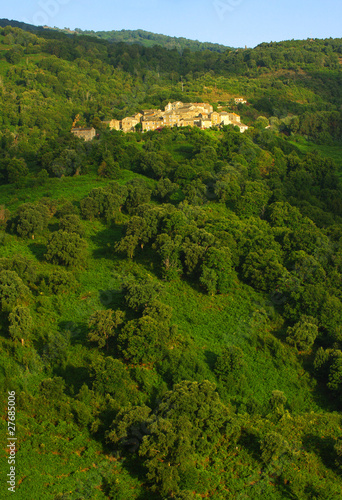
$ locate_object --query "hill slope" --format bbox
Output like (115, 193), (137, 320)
(0, 23), (342, 499)
(0, 18), (233, 53)
(73, 27), (233, 53)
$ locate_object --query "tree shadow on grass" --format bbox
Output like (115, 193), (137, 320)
(302, 433), (338, 472)
(48, 222), (59, 233)
(59, 320), (88, 344)
(90, 225), (124, 260)
(101, 455), (160, 500)
(54, 364), (91, 396)
(99, 288), (123, 309)
(204, 350), (217, 371)
(28, 242), (47, 262)
(238, 429), (261, 462)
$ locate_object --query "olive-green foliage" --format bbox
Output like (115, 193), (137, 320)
(260, 431), (290, 464)
(182, 179), (207, 205)
(45, 230), (88, 268)
(0, 255), (37, 288)
(107, 404), (152, 450)
(12, 202), (50, 238)
(55, 201), (79, 219)
(97, 152), (120, 179)
(335, 438), (342, 468)
(138, 381), (230, 496)
(124, 179), (152, 214)
(80, 184), (127, 221)
(41, 331), (72, 367)
(76, 27), (231, 53)
(327, 352), (342, 392)
(153, 178), (178, 202)
(313, 347), (342, 394)
(0, 269), (30, 312)
(117, 303), (176, 364)
(91, 356), (141, 407)
(0, 205), (10, 228)
(1, 23), (342, 498)
(115, 216), (149, 259)
(59, 214), (85, 236)
(87, 309), (124, 350)
(8, 305), (33, 342)
(242, 249), (287, 292)
(6, 157), (29, 184)
(200, 246), (234, 295)
(35, 168), (49, 186)
(49, 148), (85, 177)
(39, 268), (77, 295)
(236, 181), (271, 218)
(214, 346), (245, 382)
(320, 295), (342, 342)
(269, 390), (287, 417)
(286, 315), (318, 351)
(123, 275), (164, 311)
(5, 45), (24, 64)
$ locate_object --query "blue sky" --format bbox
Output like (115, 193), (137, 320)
(2, 0), (342, 47)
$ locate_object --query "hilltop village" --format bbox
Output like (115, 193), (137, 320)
(71, 100), (248, 140)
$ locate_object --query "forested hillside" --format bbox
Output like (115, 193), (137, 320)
(1, 23), (342, 499)
(0, 19), (233, 53)
(73, 27), (232, 53)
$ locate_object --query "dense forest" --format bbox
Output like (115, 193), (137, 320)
(1, 21), (342, 499)
(0, 19), (233, 53)
(73, 28), (232, 54)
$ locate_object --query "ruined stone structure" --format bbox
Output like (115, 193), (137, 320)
(71, 127), (96, 141)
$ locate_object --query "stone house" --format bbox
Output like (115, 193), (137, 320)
(218, 112), (248, 132)
(209, 112), (221, 125)
(200, 118), (213, 129)
(235, 123), (249, 133)
(228, 112), (241, 123)
(219, 112), (231, 126)
(71, 127), (96, 141)
(141, 116), (163, 132)
(162, 112), (180, 127)
(103, 119), (121, 131)
(165, 101), (183, 112)
(179, 117), (197, 127)
(122, 115), (141, 133)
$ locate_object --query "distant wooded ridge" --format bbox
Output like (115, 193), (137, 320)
(73, 28), (234, 53)
(0, 18), (39, 32)
(0, 18), (233, 53)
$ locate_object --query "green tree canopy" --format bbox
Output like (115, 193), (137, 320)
(13, 202), (50, 239)
(286, 315), (318, 351)
(0, 270), (30, 312)
(45, 230), (88, 268)
(138, 380), (230, 496)
(87, 309), (124, 350)
(8, 305), (33, 344)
